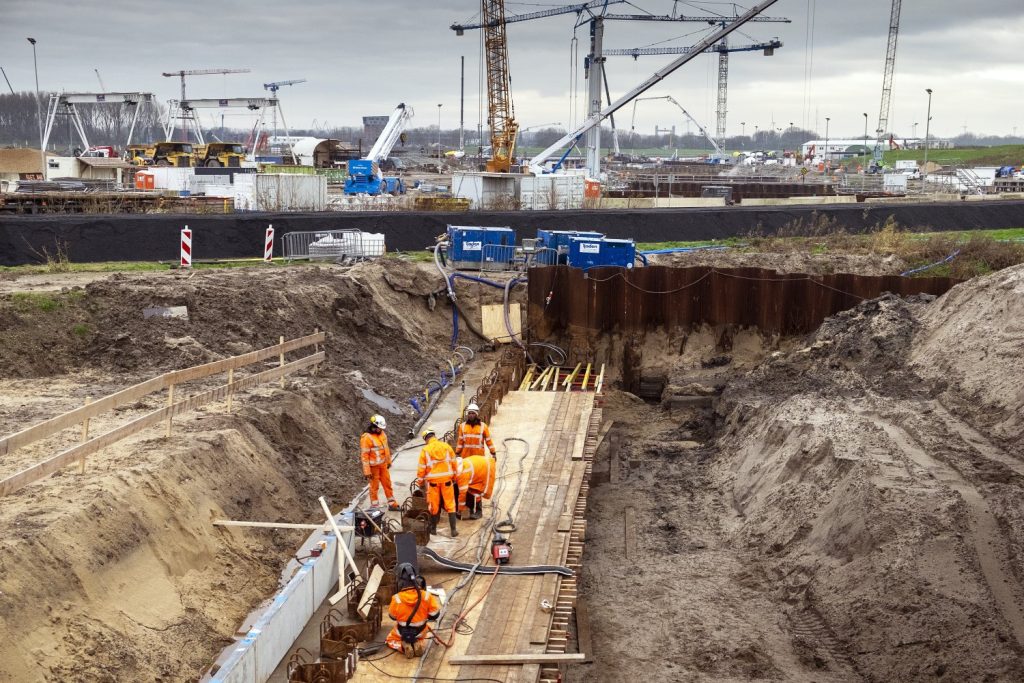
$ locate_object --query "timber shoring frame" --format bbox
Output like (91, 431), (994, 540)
(0, 331), (325, 496)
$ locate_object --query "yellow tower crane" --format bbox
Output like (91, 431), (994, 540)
(480, 0), (519, 172)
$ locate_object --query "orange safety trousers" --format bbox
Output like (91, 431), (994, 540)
(426, 480), (456, 515)
(367, 464), (395, 507)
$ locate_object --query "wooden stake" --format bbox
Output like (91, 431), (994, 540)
(311, 328), (319, 376)
(226, 368), (234, 413)
(79, 397), (91, 474)
(279, 336), (286, 388)
(318, 496), (361, 604)
(165, 384), (175, 437)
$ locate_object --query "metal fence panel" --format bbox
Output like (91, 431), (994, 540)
(479, 243), (517, 272)
(282, 230), (386, 261)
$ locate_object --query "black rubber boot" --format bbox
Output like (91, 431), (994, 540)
(429, 513), (440, 535)
(448, 513), (459, 538)
(473, 498), (483, 520)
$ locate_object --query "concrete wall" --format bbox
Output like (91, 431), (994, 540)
(208, 517), (354, 683)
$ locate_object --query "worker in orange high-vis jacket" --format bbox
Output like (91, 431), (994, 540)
(456, 403), (497, 459)
(455, 454), (497, 520)
(385, 562), (441, 657)
(416, 427), (459, 538)
(361, 414), (399, 511)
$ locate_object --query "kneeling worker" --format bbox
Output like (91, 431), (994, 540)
(456, 454), (497, 520)
(416, 427), (459, 538)
(385, 562), (441, 657)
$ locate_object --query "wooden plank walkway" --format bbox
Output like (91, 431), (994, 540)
(354, 389), (598, 683)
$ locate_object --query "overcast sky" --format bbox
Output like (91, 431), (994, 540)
(1, 0), (1022, 141)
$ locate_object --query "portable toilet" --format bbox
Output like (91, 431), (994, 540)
(446, 225), (516, 270)
(566, 237), (637, 270)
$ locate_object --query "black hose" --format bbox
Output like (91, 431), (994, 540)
(419, 547), (573, 576)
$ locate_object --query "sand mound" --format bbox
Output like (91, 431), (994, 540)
(912, 263), (1024, 453)
(714, 283), (1024, 680)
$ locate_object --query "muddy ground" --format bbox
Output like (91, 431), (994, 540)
(0, 259), (519, 681)
(574, 264), (1024, 682)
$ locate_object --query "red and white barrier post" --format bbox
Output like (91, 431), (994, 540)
(180, 226), (192, 268)
(264, 224), (274, 263)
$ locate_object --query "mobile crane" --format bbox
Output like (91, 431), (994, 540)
(343, 103), (414, 195)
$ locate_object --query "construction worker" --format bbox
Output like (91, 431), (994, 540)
(385, 562), (441, 657)
(416, 427), (459, 538)
(361, 415), (399, 511)
(456, 403), (497, 459)
(456, 454), (497, 520)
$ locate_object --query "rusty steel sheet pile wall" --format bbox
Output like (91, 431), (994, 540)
(527, 265), (958, 339)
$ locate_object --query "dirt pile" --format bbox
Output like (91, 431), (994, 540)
(912, 264), (1024, 453)
(715, 268), (1024, 680)
(648, 249), (909, 276)
(577, 264), (1024, 682)
(0, 260), (465, 681)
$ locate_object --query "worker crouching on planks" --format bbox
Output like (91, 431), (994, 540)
(416, 427), (459, 538)
(385, 562), (441, 657)
(456, 454), (497, 520)
(361, 414), (399, 511)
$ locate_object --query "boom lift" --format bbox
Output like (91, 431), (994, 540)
(343, 102), (414, 195)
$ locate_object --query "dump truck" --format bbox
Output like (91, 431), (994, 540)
(124, 142), (194, 167)
(193, 142), (246, 168)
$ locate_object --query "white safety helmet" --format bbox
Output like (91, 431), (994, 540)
(421, 427), (437, 440)
(466, 403), (480, 414)
(370, 414), (387, 430)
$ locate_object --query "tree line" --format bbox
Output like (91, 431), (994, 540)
(0, 92), (165, 151)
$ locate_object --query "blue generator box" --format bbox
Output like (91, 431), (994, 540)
(566, 237), (636, 270)
(537, 230), (605, 261)
(447, 225), (516, 268)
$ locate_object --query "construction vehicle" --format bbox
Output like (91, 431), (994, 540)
(193, 142), (246, 167)
(344, 103), (413, 196)
(125, 142), (194, 167)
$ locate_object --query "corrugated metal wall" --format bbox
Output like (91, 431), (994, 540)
(527, 265), (958, 338)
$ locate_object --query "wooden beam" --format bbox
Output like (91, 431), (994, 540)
(624, 506), (637, 559)
(0, 352), (324, 497)
(213, 519), (352, 531)
(449, 654), (586, 665)
(358, 564), (385, 619)
(0, 331), (325, 458)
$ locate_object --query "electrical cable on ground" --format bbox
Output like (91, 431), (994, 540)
(411, 436), (531, 680)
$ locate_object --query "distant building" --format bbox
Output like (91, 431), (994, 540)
(0, 148), (47, 183)
(800, 137), (953, 159)
(362, 115), (389, 147)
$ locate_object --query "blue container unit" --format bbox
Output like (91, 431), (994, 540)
(566, 237), (637, 270)
(536, 230), (605, 264)
(447, 225), (517, 269)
